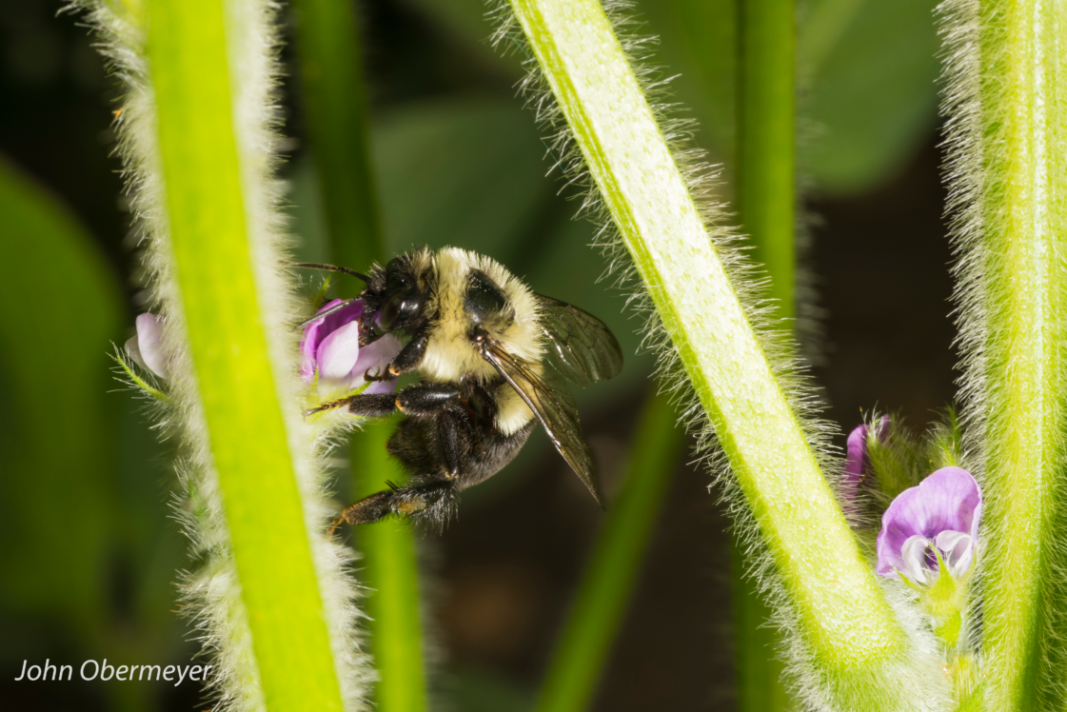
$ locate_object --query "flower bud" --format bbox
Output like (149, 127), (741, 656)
(841, 415), (890, 523)
(125, 313), (170, 379)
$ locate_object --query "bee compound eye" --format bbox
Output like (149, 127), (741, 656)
(378, 292), (404, 331)
(378, 291), (421, 332)
(400, 296), (421, 318)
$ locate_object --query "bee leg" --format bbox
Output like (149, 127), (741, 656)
(362, 367), (388, 382)
(330, 478), (459, 532)
(305, 393), (396, 417)
(437, 409), (477, 478)
(329, 490), (396, 531)
(387, 332), (430, 377)
(395, 383), (463, 415)
(346, 394), (399, 417)
(391, 384), (475, 476)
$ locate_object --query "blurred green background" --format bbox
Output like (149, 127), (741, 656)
(0, 0), (953, 710)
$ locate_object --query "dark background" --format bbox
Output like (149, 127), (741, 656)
(0, 0), (952, 709)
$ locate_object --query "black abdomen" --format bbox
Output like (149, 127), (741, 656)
(387, 413), (535, 491)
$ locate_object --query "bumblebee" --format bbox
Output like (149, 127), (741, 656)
(299, 247), (623, 529)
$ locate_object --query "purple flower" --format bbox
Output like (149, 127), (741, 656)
(841, 415), (889, 521)
(125, 313), (169, 379)
(876, 466), (982, 583)
(300, 299), (402, 394)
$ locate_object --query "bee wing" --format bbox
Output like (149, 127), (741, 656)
(535, 294), (623, 388)
(481, 341), (603, 506)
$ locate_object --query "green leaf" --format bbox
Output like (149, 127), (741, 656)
(0, 154), (191, 712)
(0, 155), (123, 636)
(632, 0), (737, 163)
(801, 0), (940, 194)
(373, 98), (553, 266)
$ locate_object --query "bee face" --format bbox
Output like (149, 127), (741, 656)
(362, 249), (435, 336)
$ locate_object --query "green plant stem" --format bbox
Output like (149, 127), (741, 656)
(290, 2), (428, 708)
(963, 0), (1067, 708)
(734, 1), (796, 709)
(147, 1), (344, 708)
(737, 0), (795, 317)
(290, 0), (381, 271)
(534, 390), (683, 712)
(507, 0), (907, 703)
(354, 417), (427, 712)
(731, 545), (792, 711)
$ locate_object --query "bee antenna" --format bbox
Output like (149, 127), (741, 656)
(296, 297), (363, 330)
(293, 262), (371, 283)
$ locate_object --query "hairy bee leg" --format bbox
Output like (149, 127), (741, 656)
(395, 389), (478, 476)
(305, 392), (397, 417)
(330, 479), (460, 531)
(437, 409), (481, 478)
(346, 394), (398, 416)
(437, 411), (466, 478)
(395, 383), (463, 415)
(329, 490), (396, 532)
(387, 332), (430, 377)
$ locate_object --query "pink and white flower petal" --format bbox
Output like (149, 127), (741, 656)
(129, 313), (169, 379)
(315, 320), (362, 382)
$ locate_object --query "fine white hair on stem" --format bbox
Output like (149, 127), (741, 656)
(936, 0), (985, 498)
(939, 0), (1067, 705)
(489, 1), (948, 709)
(68, 0), (373, 709)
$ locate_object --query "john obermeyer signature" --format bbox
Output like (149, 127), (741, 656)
(15, 659), (213, 686)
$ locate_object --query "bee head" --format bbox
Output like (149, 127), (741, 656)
(362, 249), (434, 336)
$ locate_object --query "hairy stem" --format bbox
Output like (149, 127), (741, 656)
(534, 391), (683, 712)
(148, 0), (346, 707)
(734, 0), (797, 708)
(290, 2), (428, 708)
(504, 1), (919, 707)
(943, 0), (1067, 709)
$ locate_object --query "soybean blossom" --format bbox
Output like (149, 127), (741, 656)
(300, 299), (402, 396)
(876, 467), (982, 584)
